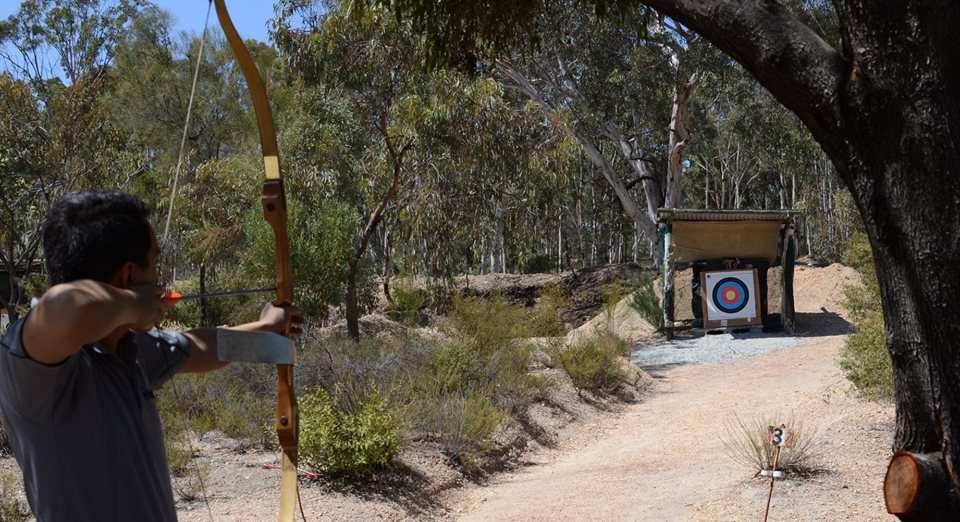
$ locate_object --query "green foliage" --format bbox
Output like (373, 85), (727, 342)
(525, 284), (571, 337)
(0, 471), (30, 522)
(629, 275), (664, 333)
(600, 283), (624, 334)
(245, 198), (369, 321)
(299, 386), (401, 475)
(387, 276), (426, 325)
(722, 414), (820, 476)
(838, 233), (893, 401)
(415, 391), (506, 465)
(518, 253), (554, 274)
(449, 295), (530, 349)
(399, 295), (548, 464)
(551, 332), (626, 394)
(840, 312), (892, 401)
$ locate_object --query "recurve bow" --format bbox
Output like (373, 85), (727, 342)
(211, 1), (300, 520)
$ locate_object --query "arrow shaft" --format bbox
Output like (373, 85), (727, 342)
(170, 287), (277, 301)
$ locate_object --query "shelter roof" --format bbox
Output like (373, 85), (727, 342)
(657, 209), (799, 223)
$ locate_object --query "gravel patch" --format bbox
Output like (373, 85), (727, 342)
(630, 330), (807, 369)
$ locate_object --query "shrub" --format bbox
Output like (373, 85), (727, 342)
(299, 386), (401, 475)
(449, 294), (529, 351)
(551, 332), (627, 394)
(722, 414), (820, 477)
(415, 391), (505, 465)
(525, 284), (570, 337)
(518, 253), (554, 274)
(838, 233), (893, 400)
(839, 312), (893, 401)
(387, 276), (426, 326)
(0, 471), (29, 522)
(630, 275), (664, 333)
(157, 363), (276, 450)
(601, 284), (624, 334)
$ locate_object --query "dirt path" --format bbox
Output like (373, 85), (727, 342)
(447, 332), (896, 521)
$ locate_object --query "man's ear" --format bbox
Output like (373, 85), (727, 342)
(115, 262), (137, 289)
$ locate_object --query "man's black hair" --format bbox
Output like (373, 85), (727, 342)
(43, 190), (153, 285)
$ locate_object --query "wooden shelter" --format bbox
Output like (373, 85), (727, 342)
(657, 209), (800, 339)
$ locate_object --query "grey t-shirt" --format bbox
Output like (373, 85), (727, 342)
(0, 314), (191, 522)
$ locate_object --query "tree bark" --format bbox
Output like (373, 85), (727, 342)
(642, 0), (960, 516)
(346, 111), (409, 340)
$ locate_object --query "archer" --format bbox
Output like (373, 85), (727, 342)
(0, 189), (303, 521)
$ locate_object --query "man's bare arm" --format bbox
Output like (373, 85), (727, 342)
(22, 280), (162, 365)
(179, 303), (303, 374)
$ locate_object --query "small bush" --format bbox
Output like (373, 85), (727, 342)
(525, 284), (570, 337)
(630, 275), (664, 333)
(839, 312), (893, 401)
(172, 459), (211, 503)
(518, 253), (554, 274)
(722, 414), (820, 476)
(838, 233), (893, 400)
(157, 363), (276, 450)
(387, 276), (426, 326)
(601, 284), (624, 333)
(551, 332), (627, 394)
(0, 471), (29, 522)
(299, 386), (401, 475)
(449, 295), (529, 351)
(416, 391), (505, 465)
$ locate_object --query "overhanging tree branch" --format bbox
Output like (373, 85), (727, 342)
(640, 0), (847, 159)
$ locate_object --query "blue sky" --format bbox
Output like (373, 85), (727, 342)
(149, 0), (275, 42)
(2, 1), (275, 43)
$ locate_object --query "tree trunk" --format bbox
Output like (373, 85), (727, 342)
(383, 231), (393, 305)
(345, 111), (409, 340)
(345, 258), (360, 340)
(641, 0), (960, 515)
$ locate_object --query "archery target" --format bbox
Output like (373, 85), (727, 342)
(701, 269), (762, 327)
(713, 277), (749, 314)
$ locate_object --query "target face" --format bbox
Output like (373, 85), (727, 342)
(712, 277), (749, 314)
(701, 269), (761, 327)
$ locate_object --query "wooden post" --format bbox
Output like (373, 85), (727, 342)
(662, 224), (675, 340)
(763, 445), (783, 522)
(780, 224), (796, 334)
(884, 451), (960, 521)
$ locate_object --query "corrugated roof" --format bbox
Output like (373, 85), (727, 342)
(657, 209), (800, 223)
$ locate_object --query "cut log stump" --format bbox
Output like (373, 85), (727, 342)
(884, 451), (960, 521)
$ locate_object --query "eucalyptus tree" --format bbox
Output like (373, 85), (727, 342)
(0, 0), (142, 320)
(358, 0), (960, 515)
(274, 1), (434, 338)
(0, 0), (143, 95)
(492, 2), (725, 264)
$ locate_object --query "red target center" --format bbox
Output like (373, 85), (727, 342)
(722, 288), (740, 304)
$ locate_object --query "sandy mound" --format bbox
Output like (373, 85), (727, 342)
(793, 263), (861, 312)
(565, 291), (657, 345)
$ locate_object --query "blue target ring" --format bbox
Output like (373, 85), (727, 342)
(712, 277), (749, 314)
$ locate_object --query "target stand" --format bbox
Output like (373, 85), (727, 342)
(700, 268), (762, 329)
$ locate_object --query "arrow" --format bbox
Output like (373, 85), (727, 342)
(163, 286), (277, 305)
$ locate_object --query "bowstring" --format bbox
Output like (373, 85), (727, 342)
(162, 1), (212, 245)
(163, 2), (216, 521)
